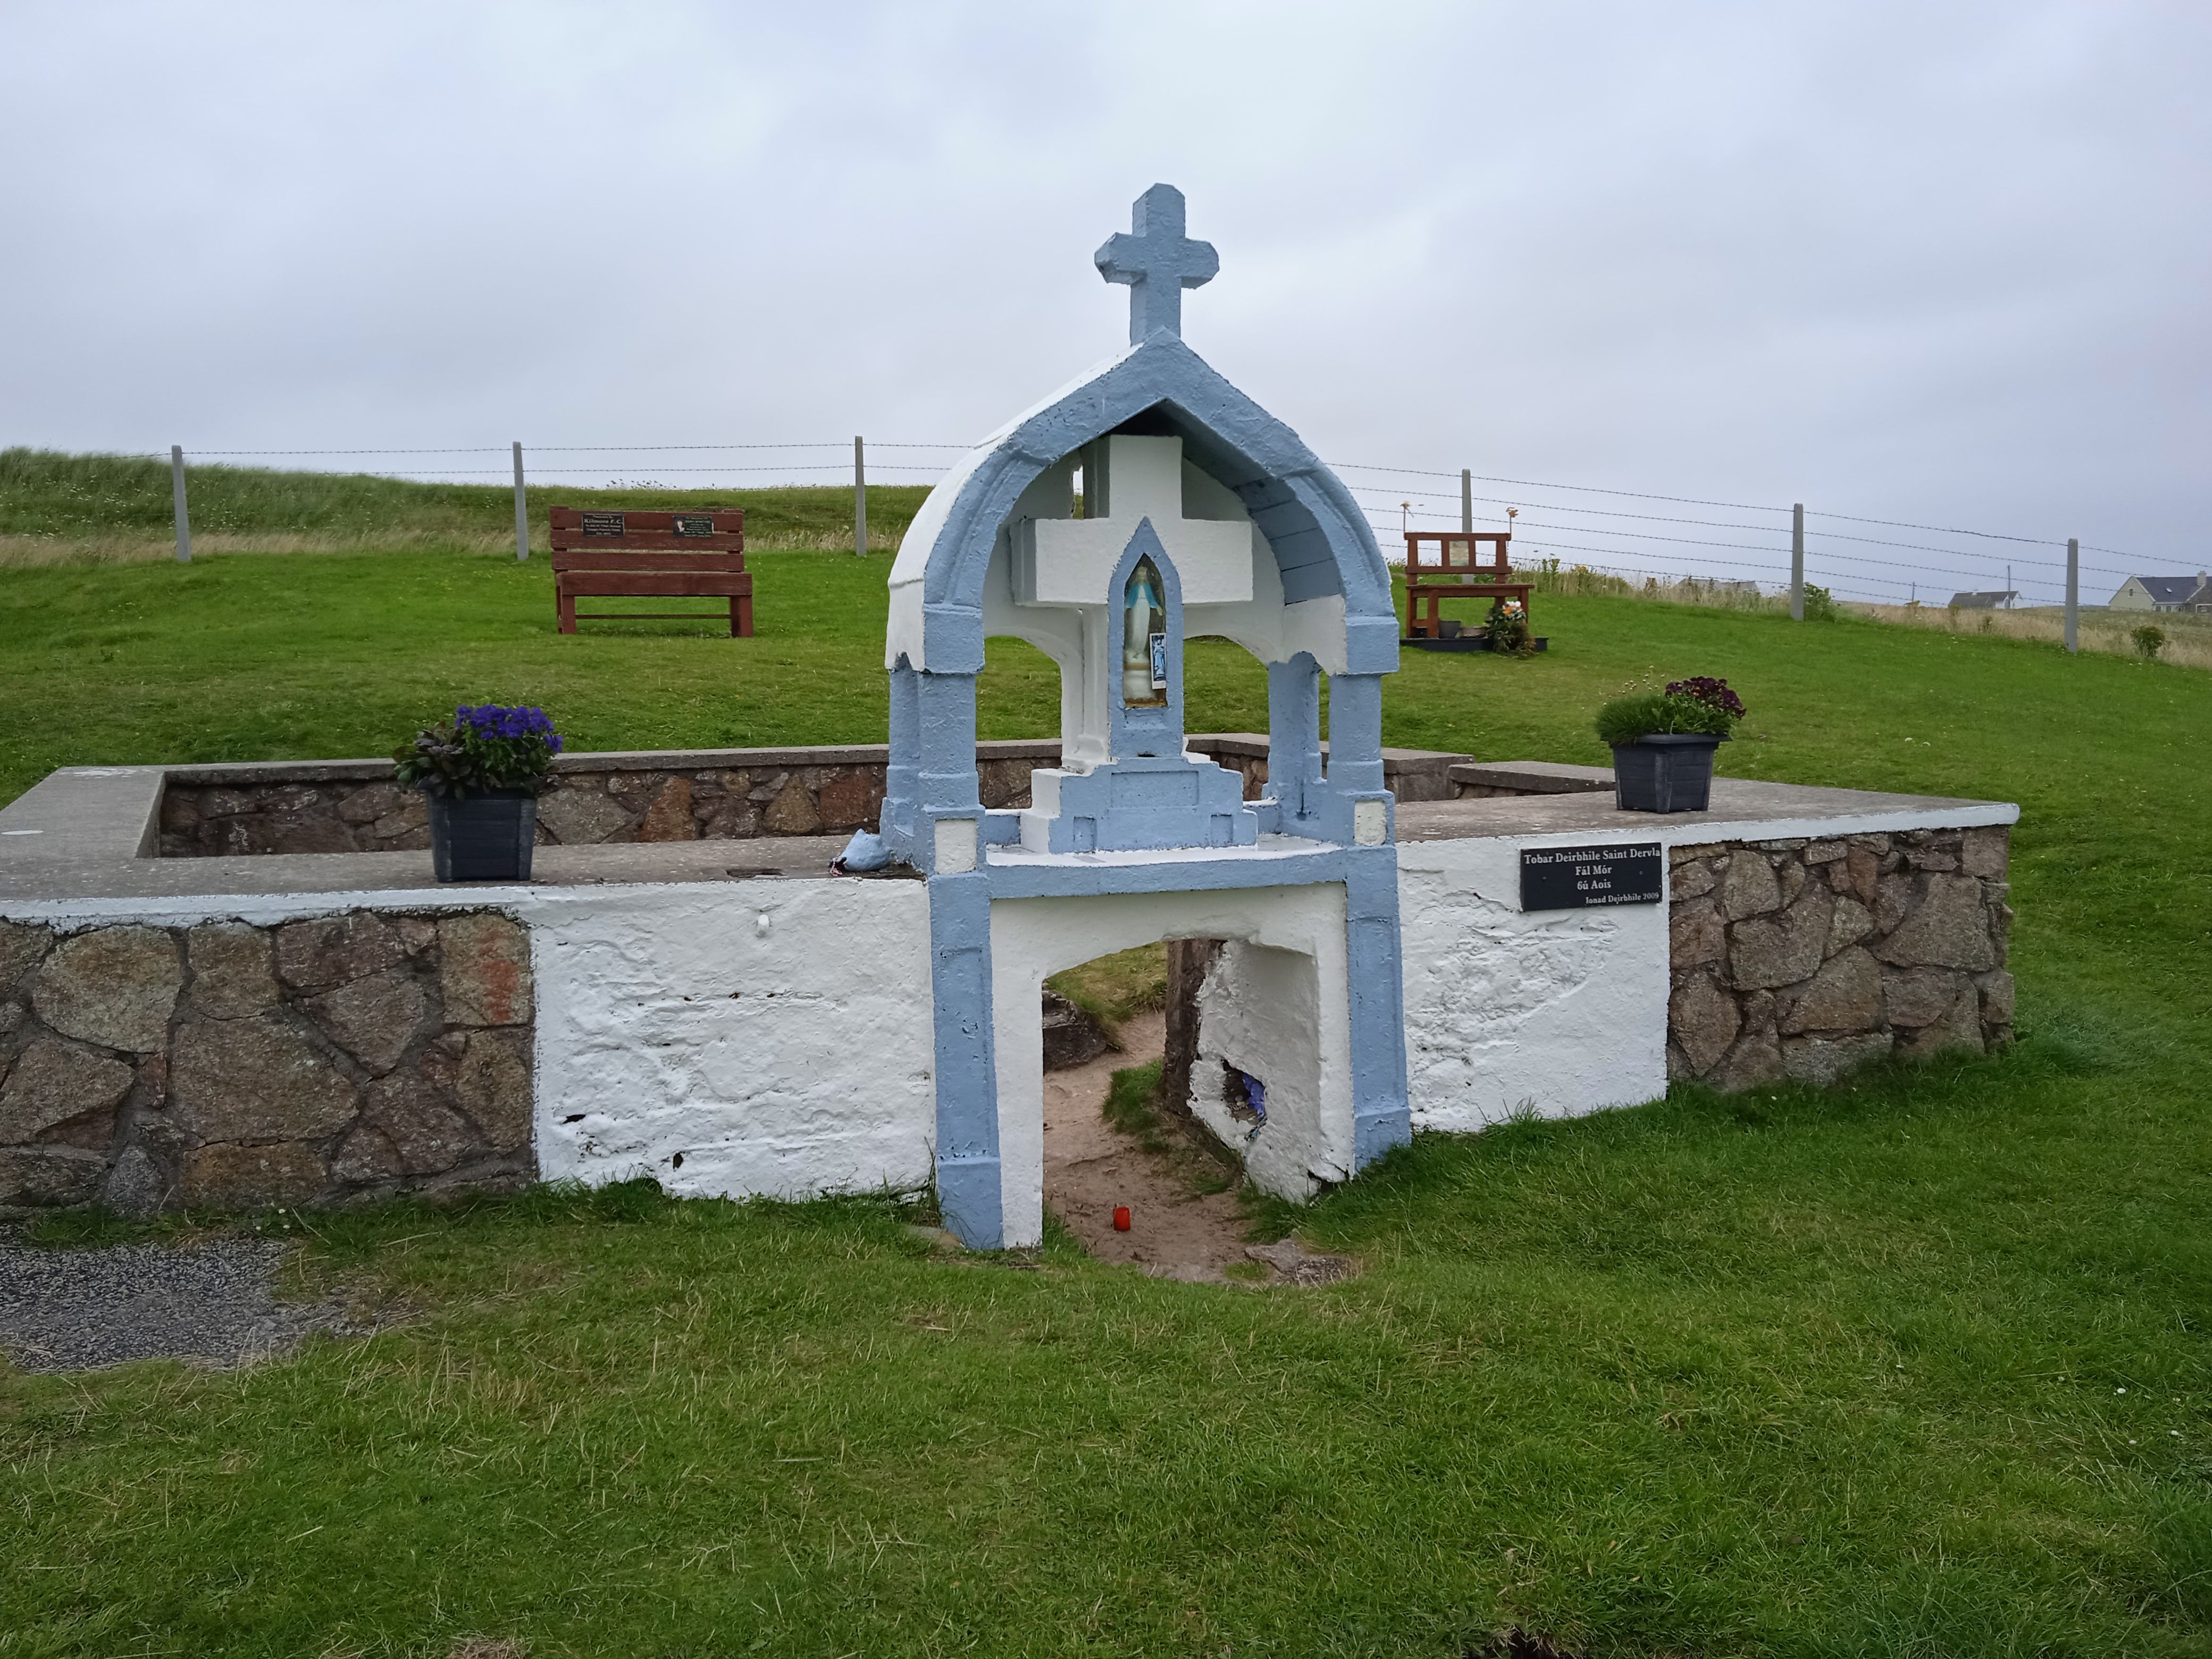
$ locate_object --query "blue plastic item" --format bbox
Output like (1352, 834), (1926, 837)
(834, 830), (893, 873)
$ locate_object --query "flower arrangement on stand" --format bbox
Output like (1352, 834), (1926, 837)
(1484, 596), (1536, 657)
(393, 705), (564, 881)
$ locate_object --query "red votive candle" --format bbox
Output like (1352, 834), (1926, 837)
(1112, 1205), (1132, 1231)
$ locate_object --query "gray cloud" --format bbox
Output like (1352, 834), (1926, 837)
(3, 1), (2205, 598)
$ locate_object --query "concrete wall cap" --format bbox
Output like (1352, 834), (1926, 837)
(1449, 760), (1619, 794)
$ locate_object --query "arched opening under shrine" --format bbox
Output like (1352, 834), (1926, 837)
(988, 885), (1352, 1248)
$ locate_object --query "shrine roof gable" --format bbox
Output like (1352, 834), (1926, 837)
(886, 334), (1396, 676)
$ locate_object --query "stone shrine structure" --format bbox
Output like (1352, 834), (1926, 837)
(0, 188), (2021, 1237)
(878, 185), (1409, 1246)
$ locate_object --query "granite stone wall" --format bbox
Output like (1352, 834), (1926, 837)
(153, 740), (1471, 858)
(0, 910), (535, 1216)
(158, 753), (1044, 857)
(1667, 826), (2013, 1090)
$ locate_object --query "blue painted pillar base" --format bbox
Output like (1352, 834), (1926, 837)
(927, 869), (1003, 1248)
(882, 657), (921, 857)
(1344, 843), (1412, 1166)
(936, 1155), (1003, 1249)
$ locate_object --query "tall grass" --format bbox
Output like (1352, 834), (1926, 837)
(1532, 563), (1786, 611)
(1399, 556), (1793, 614)
(0, 449), (929, 565)
(1856, 600), (2212, 669)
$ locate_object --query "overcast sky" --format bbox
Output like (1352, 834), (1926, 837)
(4, 2), (2206, 601)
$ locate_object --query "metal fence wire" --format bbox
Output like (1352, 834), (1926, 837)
(146, 439), (2161, 642)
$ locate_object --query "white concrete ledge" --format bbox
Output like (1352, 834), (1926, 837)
(0, 767), (166, 863)
(1397, 777), (2018, 850)
(0, 835), (857, 911)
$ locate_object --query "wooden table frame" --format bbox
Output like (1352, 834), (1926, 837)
(1402, 530), (1529, 640)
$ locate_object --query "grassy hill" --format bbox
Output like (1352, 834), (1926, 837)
(0, 447), (933, 561)
(2, 472), (2210, 1655)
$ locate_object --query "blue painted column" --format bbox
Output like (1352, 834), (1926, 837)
(912, 667), (1003, 1246)
(1323, 674), (1387, 795)
(1344, 844), (1412, 1165)
(915, 670), (983, 842)
(882, 657), (920, 856)
(1267, 655), (1326, 831)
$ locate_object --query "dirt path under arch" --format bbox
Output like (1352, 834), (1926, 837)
(1040, 1010), (1261, 1283)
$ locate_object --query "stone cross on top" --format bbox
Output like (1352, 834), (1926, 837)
(1094, 183), (1219, 345)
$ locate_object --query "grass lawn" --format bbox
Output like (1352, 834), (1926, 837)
(2, 482), (2210, 1655)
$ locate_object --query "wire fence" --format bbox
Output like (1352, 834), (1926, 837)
(130, 438), (2186, 614)
(1328, 463), (2146, 610)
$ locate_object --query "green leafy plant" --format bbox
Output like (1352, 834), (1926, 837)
(393, 703), (564, 797)
(2133, 624), (2166, 660)
(1594, 676), (1747, 745)
(1803, 583), (1838, 621)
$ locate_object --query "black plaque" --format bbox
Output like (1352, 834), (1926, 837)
(1520, 842), (1663, 910)
(672, 513), (715, 537)
(581, 511), (627, 537)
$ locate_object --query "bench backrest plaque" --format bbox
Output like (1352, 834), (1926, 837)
(1520, 842), (1663, 910)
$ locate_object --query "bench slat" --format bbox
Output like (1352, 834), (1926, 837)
(549, 534), (746, 555)
(548, 507), (743, 532)
(551, 549), (747, 572)
(557, 573), (756, 598)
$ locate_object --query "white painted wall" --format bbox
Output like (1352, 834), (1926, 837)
(1390, 802), (2016, 1132)
(1187, 940), (1333, 1200)
(4, 798), (2021, 1222)
(2109, 578), (2155, 611)
(987, 883), (1351, 1246)
(1395, 837), (1671, 1131)
(534, 879), (937, 1203)
(1019, 437), (1253, 606)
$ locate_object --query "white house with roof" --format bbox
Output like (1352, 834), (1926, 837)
(2110, 573), (2210, 611)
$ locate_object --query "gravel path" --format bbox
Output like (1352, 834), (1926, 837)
(0, 1234), (350, 1373)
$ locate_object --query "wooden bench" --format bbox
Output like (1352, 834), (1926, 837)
(549, 507), (752, 636)
(1402, 529), (1530, 641)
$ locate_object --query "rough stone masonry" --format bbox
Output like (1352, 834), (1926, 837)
(156, 753), (1053, 857)
(1667, 825), (2014, 1090)
(0, 910), (533, 1215)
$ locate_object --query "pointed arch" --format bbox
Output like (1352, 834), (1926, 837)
(887, 336), (1398, 677)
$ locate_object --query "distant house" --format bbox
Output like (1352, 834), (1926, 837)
(2110, 573), (2210, 612)
(1948, 591), (2017, 609)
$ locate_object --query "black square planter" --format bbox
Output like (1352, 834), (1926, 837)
(427, 789), (538, 881)
(1611, 734), (1725, 813)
